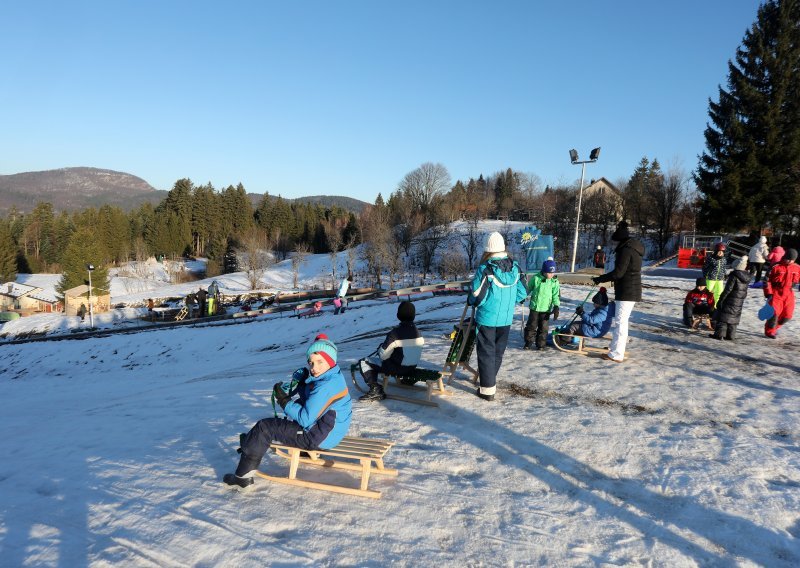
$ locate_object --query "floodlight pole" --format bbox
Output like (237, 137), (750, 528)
(569, 148), (600, 273)
(87, 264), (95, 328)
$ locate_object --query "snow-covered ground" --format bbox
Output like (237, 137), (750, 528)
(1, 267), (798, 566)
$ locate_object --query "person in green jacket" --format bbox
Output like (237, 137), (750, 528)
(524, 259), (560, 349)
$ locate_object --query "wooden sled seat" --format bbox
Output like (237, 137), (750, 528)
(255, 436), (397, 499)
(552, 333), (627, 359)
(379, 368), (451, 407)
(691, 315), (714, 330)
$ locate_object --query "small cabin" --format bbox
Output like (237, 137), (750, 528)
(63, 285), (111, 317)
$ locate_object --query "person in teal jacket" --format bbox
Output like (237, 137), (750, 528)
(224, 333), (352, 489)
(524, 259), (561, 349)
(469, 232), (527, 401)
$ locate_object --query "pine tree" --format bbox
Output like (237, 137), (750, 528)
(0, 223), (18, 283)
(56, 227), (110, 299)
(696, 0), (800, 231)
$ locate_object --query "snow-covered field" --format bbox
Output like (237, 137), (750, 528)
(1, 266), (798, 566)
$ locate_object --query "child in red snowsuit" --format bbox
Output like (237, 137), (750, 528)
(764, 248), (799, 338)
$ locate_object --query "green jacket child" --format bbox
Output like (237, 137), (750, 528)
(524, 259), (561, 350)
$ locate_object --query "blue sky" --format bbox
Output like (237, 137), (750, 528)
(1, 1), (761, 202)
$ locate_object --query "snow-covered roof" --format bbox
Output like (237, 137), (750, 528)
(0, 282), (43, 299)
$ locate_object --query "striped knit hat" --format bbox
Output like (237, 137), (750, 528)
(306, 333), (338, 367)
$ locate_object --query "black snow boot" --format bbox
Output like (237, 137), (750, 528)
(476, 388), (495, 402)
(359, 383), (386, 402)
(223, 473), (254, 489)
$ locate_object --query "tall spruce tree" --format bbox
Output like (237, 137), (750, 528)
(0, 223), (18, 283)
(56, 227), (110, 299)
(695, 0), (800, 231)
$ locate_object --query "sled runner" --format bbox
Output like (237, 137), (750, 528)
(441, 303), (479, 385)
(350, 364), (446, 407)
(691, 315), (714, 331)
(552, 333), (625, 358)
(255, 436), (397, 499)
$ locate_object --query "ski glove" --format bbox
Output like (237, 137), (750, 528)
(591, 276), (602, 285)
(293, 367), (309, 382)
(273, 383), (291, 408)
(575, 305), (584, 316)
(552, 307), (559, 320)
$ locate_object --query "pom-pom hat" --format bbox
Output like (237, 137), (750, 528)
(306, 333), (338, 368)
(592, 287), (609, 306)
(541, 259), (557, 274)
(484, 232), (505, 254)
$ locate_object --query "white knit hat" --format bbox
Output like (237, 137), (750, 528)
(485, 232), (505, 254)
(735, 255), (748, 271)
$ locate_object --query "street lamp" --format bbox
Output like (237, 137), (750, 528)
(569, 147), (601, 272)
(86, 264), (95, 328)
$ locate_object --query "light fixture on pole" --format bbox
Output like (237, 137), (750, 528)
(86, 264), (95, 328)
(568, 147), (601, 272)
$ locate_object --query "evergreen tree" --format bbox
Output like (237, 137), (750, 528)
(158, 179), (193, 253)
(56, 227), (110, 299)
(0, 223), (17, 283)
(696, 0), (800, 231)
(223, 237), (240, 273)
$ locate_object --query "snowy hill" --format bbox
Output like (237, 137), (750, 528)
(1, 270), (798, 566)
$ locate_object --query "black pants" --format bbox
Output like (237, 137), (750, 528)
(236, 417), (318, 476)
(476, 325), (510, 394)
(683, 303), (712, 326)
(712, 322), (737, 340)
(524, 310), (551, 348)
(749, 262), (764, 282)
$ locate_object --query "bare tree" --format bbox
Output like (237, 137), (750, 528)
(240, 228), (273, 290)
(415, 225), (449, 283)
(272, 228), (290, 261)
(323, 219), (343, 282)
(650, 167), (686, 257)
(291, 243), (309, 289)
(398, 162), (451, 222)
(440, 248), (467, 281)
(460, 218), (482, 269)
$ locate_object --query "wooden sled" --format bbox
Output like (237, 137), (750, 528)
(552, 333), (627, 359)
(350, 364), (446, 407)
(441, 304), (480, 385)
(255, 436), (396, 499)
(690, 315), (714, 331)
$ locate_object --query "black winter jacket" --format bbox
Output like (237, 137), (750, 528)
(596, 238), (644, 302)
(714, 269), (752, 324)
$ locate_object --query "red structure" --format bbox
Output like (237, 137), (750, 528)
(678, 235), (725, 269)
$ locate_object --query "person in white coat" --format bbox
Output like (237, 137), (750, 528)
(334, 274), (351, 315)
(748, 236), (770, 282)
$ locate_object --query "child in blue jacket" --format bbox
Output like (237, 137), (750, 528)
(469, 232), (527, 401)
(560, 287), (615, 341)
(224, 333), (352, 489)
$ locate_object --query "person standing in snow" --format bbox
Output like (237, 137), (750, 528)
(224, 333), (352, 489)
(593, 245), (606, 269)
(748, 236), (770, 282)
(523, 259), (560, 350)
(702, 242), (728, 307)
(196, 288), (207, 318)
(763, 248), (799, 339)
(357, 301), (424, 401)
(334, 274), (351, 315)
(710, 256), (752, 341)
(78, 303), (87, 322)
(592, 220), (644, 363)
(469, 232), (527, 401)
(764, 243), (785, 282)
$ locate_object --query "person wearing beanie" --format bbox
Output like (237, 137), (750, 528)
(683, 277), (715, 328)
(592, 220), (644, 363)
(224, 333), (352, 489)
(470, 232), (527, 401)
(763, 247), (800, 339)
(356, 301), (424, 401)
(709, 257), (752, 340)
(523, 258), (561, 350)
(701, 242), (728, 307)
(593, 245), (606, 269)
(748, 236), (770, 282)
(557, 287), (616, 344)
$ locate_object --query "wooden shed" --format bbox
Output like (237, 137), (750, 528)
(64, 285), (111, 317)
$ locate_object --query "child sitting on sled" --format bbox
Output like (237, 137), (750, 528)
(682, 277), (715, 328)
(224, 333), (352, 489)
(357, 301), (424, 401)
(558, 287), (615, 342)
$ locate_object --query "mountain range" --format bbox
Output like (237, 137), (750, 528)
(0, 167), (369, 214)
